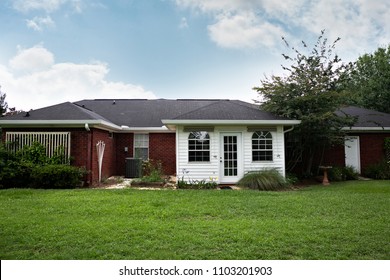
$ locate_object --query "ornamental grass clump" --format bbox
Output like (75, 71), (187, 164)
(237, 169), (290, 191)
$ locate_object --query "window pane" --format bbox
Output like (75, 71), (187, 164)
(188, 131), (210, 162)
(135, 148), (148, 160)
(135, 134), (149, 148)
(252, 131), (273, 161)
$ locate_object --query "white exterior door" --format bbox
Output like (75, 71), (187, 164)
(220, 133), (243, 183)
(345, 136), (361, 174)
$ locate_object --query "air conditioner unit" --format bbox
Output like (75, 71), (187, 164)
(125, 158), (143, 178)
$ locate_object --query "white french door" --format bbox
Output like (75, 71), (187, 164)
(345, 136), (361, 174)
(220, 133), (243, 183)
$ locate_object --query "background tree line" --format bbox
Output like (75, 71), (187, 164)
(1, 30), (389, 177)
(254, 30), (390, 176)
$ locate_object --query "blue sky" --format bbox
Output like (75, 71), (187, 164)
(1, 0), (389, 111)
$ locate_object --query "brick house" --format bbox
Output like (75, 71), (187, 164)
(321, 106), (390, 175)
(0, 99), (300, 185)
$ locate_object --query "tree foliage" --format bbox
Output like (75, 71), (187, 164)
(346, 45), (390, 113)
(0, 86), (7, 116)
(254, 30), (355, 175)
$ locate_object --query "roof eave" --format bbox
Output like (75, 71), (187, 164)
(0, 120), (122, 131)
(119, 126), (171, 133)
(342, 126), (390, 132)
(161, 119), (301, 126)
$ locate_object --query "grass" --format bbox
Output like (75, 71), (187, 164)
(0, 180), (389, 260)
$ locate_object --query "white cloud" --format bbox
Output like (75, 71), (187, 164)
(12, 0), (83, 14)
(175, 0), (390, 55)
(12, 0), (67, 13)
(26, 16), (55, 31)
(208, 11), (284, 49)
(9, 45), (54, 72)
(0, 46), (155, 111)
(175, 0), (257, 13)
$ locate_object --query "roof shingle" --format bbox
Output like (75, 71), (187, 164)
(336, 106), (390, 128)
(1, 99), (295, 128)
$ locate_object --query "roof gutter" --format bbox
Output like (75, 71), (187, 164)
(120, 125), (170, 132)
(341, 127), (390, 132)
(0, 119), (122, 131)
(161, 119), (302, 126)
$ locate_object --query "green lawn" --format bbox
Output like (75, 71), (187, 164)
(0, 181), (389, 260)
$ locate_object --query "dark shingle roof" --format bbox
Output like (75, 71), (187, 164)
(1, 99), (295, 128)
(336, 106), (390, 128)
(172, 100), (288, 120)
(2, 102), (110, 122)
(73, 99), (292, 127)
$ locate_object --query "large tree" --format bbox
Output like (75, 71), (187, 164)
(0, 86), (8, 116)
(346, 45), (390, 113)
(254, 30), (355, 175)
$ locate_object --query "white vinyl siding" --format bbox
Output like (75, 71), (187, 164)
(177, 127), (219, 182)
(244, 126), (285, 176)
(176, 125), (286, 183)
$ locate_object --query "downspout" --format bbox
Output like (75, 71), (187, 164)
(282, 126), (295, 178)
(85, 123), (93, 185)
(283, 126), (295, 134)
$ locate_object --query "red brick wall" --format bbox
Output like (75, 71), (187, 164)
(70, 129), (91, 183)
(149, 133), (176, 175)
(359, 133), (390, 174)
(1, 128), (177, 182)
(323, 133), (390, 174)
(115, 133), (134, 176)
(1, 128), (90, 170)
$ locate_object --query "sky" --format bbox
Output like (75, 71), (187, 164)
(0, 0), (389, 111)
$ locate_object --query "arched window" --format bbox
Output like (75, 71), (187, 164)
(252, 131), (273, 161)
(188, 131), (210, 162)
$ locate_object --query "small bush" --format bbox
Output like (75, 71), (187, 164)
(328, 165), (359, 182)
(237, 169), (289, 191)
(177, 179), (218, 189)
(30, 165), (86, 189)
(140, 160), (165, 182)
(286, 173), (299, 185)
(343, 165), (359, 180)
(0, 143), (85, 189)
(16, 142), (48, 165)
(365, 160), (390, 180)
(328, 166), (344, 181)
(0, 161), (34, 189)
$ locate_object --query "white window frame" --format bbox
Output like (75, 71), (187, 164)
(134, 133), (149, 160)
(252, 131), (273, 162)
(188, 131), (210, 162)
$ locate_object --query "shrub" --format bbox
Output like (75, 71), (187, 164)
(140, 160), (165, 182)
(0, 143), (85, 189)
(328, 166), (344, 181)
(16, 142), (48, 165)
(0, 161), (34, 189)
(177, 178), (218, 189)
(286, 172), (299, 185)
(30, 165), (86, 189)
(237, 169), (289, 191)
(365, 160), (390, 180)
(343, 165), (359, 180)
(328, 165), (359, 181)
